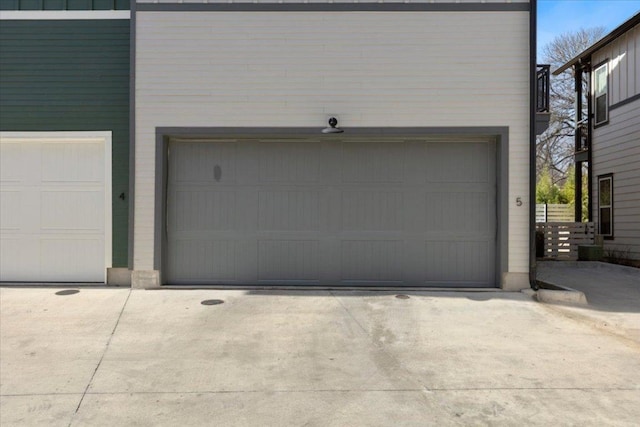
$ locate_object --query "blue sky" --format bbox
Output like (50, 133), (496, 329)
(538, 0), (640, 60)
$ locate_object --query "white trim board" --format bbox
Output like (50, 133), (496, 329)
(0, 11), (130, 20)
(0, 131), (112, 283)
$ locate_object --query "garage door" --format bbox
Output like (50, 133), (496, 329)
(166, 137), (496, 287)
(0, 133), (111, 282)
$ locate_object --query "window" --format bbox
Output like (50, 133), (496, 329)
(598, 174), (613, 239)
(593, 62), (608, 126)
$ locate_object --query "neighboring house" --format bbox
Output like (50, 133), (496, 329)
(130, 0), (543, 289)
(0, 1), (131, 283)
(555, 12), (640, 261)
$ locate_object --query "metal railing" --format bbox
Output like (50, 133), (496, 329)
(536, 64), (551, 113)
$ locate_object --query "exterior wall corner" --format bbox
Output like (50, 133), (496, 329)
(131, 270), (161, 289)
(501, 272), (530, 291)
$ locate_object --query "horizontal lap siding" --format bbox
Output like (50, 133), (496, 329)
(135, 11), (530, 273)
(0, 20), (130, 267)
(592, 99), (640, 260)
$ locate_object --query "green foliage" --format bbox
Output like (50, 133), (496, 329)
(561, 165), (576, 204)
(536, 165), (589, 221)
(536, 168), (566, 204)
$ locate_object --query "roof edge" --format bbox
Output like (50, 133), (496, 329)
(553, 11), (640, 75)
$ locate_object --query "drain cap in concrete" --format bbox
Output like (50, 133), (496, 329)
(201, 299), (224, 306)
(55, 289), (79, 296)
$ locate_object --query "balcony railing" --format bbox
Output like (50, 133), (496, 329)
(536, 64), (551, 113)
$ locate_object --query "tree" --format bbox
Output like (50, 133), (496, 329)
(560, 164), (589, 221)
(536, 167), (563, 204)
(537, 27), (607, 187)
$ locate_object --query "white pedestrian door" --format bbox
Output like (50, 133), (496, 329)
(166, 137), (496, 287)
(0, 133), (110, 282)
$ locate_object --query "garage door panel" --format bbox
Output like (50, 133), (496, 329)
(0, 134), (109, 283)
(0, 237), (37, 280)
(425, 142), (489, 183)
(169, 239), (238, 283)
(41, 143), (103, 183)
(341, 190), (404, 232)
(258, 240), (320, 281)
(425, 191), (490, 233)
(40, 191), (104, 231)
(0, 143), (23, 183)
(258, 190), (321, 231)
(425, 240), (490, 284)
(0, 191), (22, 231)
(341, 142), (404, 183)
(259, 142), (320, 183)
(167, 137), (496, 287)
(173, 190), (237, 231)
(40, 238), (104, 282)
(340, 240), (404, 283)
(172, 142), (237, 184)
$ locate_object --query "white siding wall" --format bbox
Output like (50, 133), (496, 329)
(135, 11), (531, 275)
(592, 23), (640, 106)
(592, 98), (640, 260)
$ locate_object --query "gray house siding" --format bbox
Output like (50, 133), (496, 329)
(0, 20), (130, 267)
(592, 98), (640, 260)
(588, 21), (640, 261)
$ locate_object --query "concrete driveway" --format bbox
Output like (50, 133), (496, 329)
(537, 261), (640, 344)
(1, 287), (639, 426)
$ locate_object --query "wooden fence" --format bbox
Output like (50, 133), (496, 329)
(536, 222), (595, 260)
(535, 204), (574, 222)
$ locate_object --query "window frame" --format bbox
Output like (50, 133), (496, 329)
(593, 60), (609, 127)
(598, 174), (614, 239)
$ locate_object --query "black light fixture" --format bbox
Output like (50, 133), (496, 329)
(322, 117), (344, 134)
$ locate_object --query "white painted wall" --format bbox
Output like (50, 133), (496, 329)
(135, 11), (531, 279)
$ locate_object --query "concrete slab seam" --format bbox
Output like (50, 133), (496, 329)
(4, 385), (640, 399)
(67, 289), (133, 427)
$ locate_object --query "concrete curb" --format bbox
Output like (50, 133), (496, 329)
(537, 288), (588, 306)
(532, 279), (589, 306)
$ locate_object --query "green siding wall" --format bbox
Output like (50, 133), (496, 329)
(0, 20), (130, 267)
(0, 0), (130, 10)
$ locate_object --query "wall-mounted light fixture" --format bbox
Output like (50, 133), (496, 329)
(322, 117), (344, 134)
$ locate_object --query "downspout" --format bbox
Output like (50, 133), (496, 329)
(128, 0), (137, 273)
(529, 0), (538, 289)
(586, 61), (593, 222)
(575, 65), (583, 222)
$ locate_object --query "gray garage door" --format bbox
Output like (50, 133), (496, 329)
(166, 137), (496, 287)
